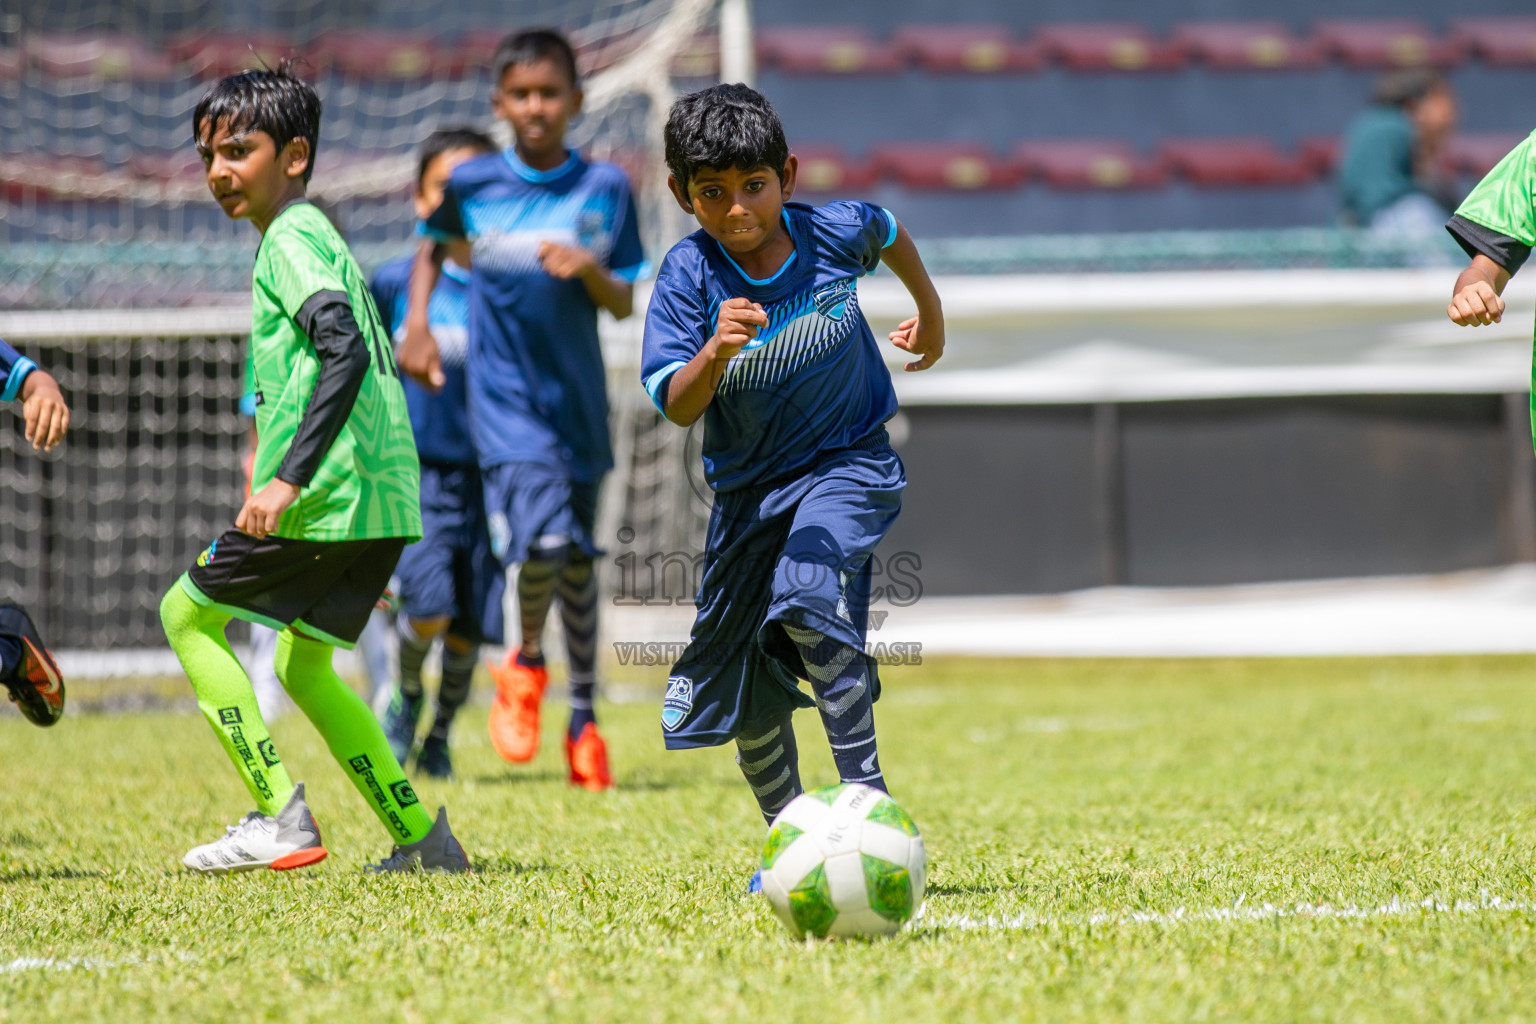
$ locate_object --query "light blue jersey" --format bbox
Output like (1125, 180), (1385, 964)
(0, 338), (38, 404)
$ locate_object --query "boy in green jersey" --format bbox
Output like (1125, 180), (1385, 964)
(160, 63), (468, 874)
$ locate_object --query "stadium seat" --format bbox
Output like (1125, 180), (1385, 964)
(1298, 136), (1341, 176)
(888, 25), (1042, 74)
(755, 27), (901, 74)
(1450, 18), (1536, 68)
(1034, 23), (1186, 72)
(867, 143), (1023, 190)
(24, 35), (178, 80)
(127, 153), (205, 184)
(0, 48), (21, 79)
(0, 155), (107, 202)
(312, 32), (445, 80)
(1171, 22), (1325, 71)
(1444, 133), (1526, 177)
(1311, 20), (1463, 70)
(791, 146), (876, 192)
(168, 34), (293, 79)
(1159, 138), (1314, 187)
(1011, 139), (1166, 189)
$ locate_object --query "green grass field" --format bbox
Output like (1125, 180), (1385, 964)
(5, 655), (1536, 1023)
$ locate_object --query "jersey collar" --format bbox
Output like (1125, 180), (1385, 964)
(503, 147), (581, 183)
(717, 211), (798, 287)
(442, 260), (471, 284)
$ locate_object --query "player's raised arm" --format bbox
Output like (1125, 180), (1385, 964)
(660, 297), (767, 427)
(1448, 254), (1510, 326)
(878, 219), (945, 372)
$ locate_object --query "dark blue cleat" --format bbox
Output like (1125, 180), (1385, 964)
(415, 734), (454, 780)
(380, 688), (424, 767)
(748, 869), (763, 894)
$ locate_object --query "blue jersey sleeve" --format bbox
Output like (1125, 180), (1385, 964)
(813, 200), (899, 274)
(641, 251), (709, 414)
(0, 337), (38, 404)
(608, 182), (647, 282)
(422, 175), (468, 242)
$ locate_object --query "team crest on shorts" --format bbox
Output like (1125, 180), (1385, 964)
(196, 539), (218, 567)
(661, 675), (694, 731)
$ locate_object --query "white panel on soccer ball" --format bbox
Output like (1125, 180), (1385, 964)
(768, 833), (826, 892)
(759, 871), (797, 933)
(814, 807), (864, 859)
(829, 906), (900, 939)
(822, 849), (871, 913)
(858, 821), (914, 867)
(774, 794), (831, 833)
(909, 835), (928, 903)
(839, 783), (884, 821)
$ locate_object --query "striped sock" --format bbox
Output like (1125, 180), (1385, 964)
(429, 643), (478, 741)
(516, 557), (561, 661)
(396, 616), (431, 700)
(735, 713), (803, 824)
(782, 624), (886, 793)
(558, 554), (599, 738)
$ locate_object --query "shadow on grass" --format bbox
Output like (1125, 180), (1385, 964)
(924, 882), (1012, 897)
(469, 770), (568, 786)
(0, 866), (109, 883)
(469, 859), (559, 878)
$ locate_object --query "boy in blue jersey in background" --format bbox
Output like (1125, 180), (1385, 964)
(0, 339), (69, 727)
(640, 85), (944, 860)
(371, 127), (504, 780)
(399, 30), (646, 791)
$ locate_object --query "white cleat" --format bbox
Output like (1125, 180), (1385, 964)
(182, 782), (328, 875)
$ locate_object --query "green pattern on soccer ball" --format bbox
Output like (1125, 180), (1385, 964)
(863, 854), (913, 923)
(788, 863), (838, 938)
(807, 784), (846, 807)
(866, 796), (920, 837)
(761, 823), (804, 871)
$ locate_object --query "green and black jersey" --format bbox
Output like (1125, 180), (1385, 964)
(1447, 129), (1536, 447)
(249, 201), (422, 542)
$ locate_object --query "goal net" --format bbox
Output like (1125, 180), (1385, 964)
(0, 0), (724, 651)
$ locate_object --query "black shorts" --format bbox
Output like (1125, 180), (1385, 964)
(180, 530), (408, 649)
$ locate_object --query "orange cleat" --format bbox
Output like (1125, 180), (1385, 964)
(565, 722), (613, 792)
(487, 649), (547, 763)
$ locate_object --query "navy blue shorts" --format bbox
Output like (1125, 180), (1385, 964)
(393, 461), (504, 644)
(482, 460), (602, 565)
(660, 436), (905, 750)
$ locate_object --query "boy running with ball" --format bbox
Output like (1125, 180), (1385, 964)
(400, 30), (646, 790)
(371, 127), (504, 779)
(640, 85), (943, 855)
(0, 338), (69, 727)
(161, 64), (468, 874)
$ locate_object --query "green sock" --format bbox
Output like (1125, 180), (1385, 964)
(274, 629), (433, 845)
(160, 580), (295, 816)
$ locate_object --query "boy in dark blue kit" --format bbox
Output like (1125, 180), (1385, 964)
(371, 127), (504, 779)
(641, 85), (944, 854)
(399, 30), (646, 790)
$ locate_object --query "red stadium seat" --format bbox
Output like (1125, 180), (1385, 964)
(1011, 139), (1166, 189)
(1444, 133), (1527, 177)
(128, 153), (206, 184)
(1171, 22), (1325, 71)
(169, 34), (293, 79)
(755, 27), (901, 74)
(867, 143), (1023, 190)
(791, 146), (876, 192)
(1298, 135), (1341, 175)
(312, 32), (444, 79)
(1035, 23), (1186, 72)
(888, 25), (1042, 74)
(0, 48), (22, 79)
(25, 35), (177, 80)
(1450, 18), (1536, 68)
(0, 156), (108, 203)
(1159, 138), (1314, 187)
(1311, 20), (1463, 70)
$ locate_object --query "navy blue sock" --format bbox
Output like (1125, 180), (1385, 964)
(558, 554), (598, 738)
(0, 635), (20, 682)
(735, 713), (803, 824)
(782, 624), (886, 793)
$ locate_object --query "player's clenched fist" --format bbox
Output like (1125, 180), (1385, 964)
(1447, 279), (1505, 326)
(236, 478), (301, 539)
(537, 240), (597, 280)
(708, 297), (767, 361)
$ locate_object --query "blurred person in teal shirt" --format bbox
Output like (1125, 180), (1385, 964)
(1339, 70), (1459, 248)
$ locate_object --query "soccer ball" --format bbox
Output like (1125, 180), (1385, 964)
(759, 783), (926, 939)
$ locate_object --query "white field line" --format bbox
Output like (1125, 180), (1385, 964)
(922, 892), (1534, 933)
(1, 951), (194, 975)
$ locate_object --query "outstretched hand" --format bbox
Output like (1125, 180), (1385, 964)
(19, 370), (69, 452)
(890, 314), (944, 372)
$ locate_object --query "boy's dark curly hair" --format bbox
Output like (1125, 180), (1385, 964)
(664, 83), (789, 192)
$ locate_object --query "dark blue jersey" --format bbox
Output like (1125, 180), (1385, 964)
(641, 201), (900, 493)
(424, 149), (647, 480)
(0, 337), (38, 404)
(370, 254), (476, 467)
